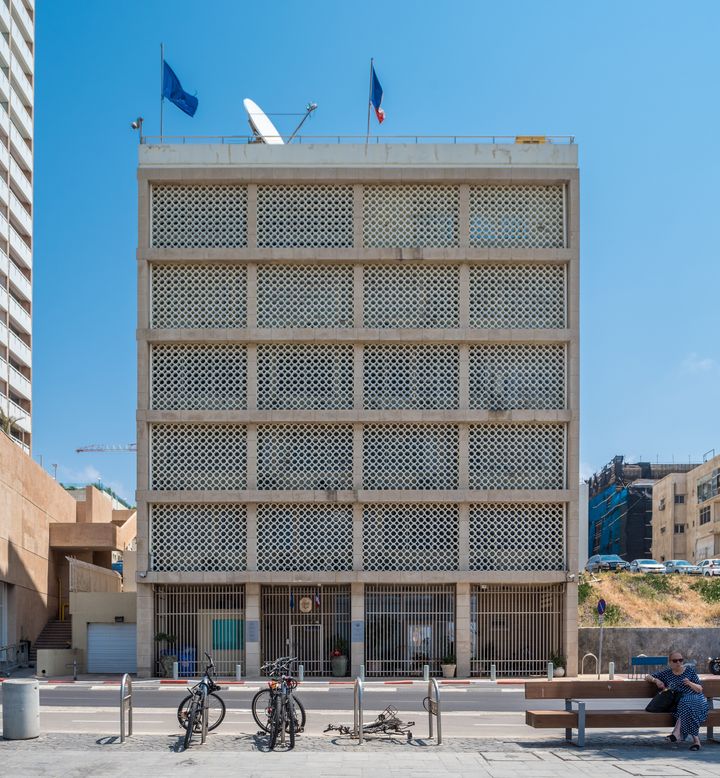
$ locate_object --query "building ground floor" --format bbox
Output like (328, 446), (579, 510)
(136, 580), (576, 678)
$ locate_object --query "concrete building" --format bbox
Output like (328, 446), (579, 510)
(136, 139), (579, 678)
(0, 428), (136, 671)
(652, 453), (720, 563)
(0, 1), (34, 454)
(587, 456), (697, 560)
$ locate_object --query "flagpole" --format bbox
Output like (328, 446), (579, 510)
(160, 43), (164, 140)
(365, 57), (373, 145)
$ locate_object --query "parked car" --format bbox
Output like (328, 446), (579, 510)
(698, 559), (720, 577)
(629, 559), (666, 574)
(664, 559), (702, 575)
(585, 554), (630, 573)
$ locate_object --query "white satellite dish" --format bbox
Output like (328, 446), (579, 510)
(243, 98), (284, 145)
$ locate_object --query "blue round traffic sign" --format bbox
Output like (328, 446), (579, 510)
(597, 599), (606, 615)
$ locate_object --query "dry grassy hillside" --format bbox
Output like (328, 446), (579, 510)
(578, 572), (720, 628)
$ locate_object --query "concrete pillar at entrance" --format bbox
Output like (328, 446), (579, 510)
(246, 583), (261, 677)
(350, 582), (364, 677)
(565, 581), (578, 676)
(456, 582), (471, 678)
(136, 582), (154, 678)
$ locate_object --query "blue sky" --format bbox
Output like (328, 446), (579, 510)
(33, 1), (720, 502)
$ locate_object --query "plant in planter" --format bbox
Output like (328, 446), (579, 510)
(440, 651), (457, 679)
(330, 636), (349, 677)
(549, 652), (566, 678)
(155, 632), (177, 678)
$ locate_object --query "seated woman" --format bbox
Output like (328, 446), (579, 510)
(645, 650), (708, 751)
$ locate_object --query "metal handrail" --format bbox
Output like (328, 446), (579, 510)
(141, 134), (576, 146)
(120, 673), (133, 743)
(353, 676), (364, 745)
(581, 652), (599, 678)
(427, 677), (442, 744)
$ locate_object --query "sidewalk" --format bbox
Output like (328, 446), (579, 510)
(2, 732), (720, 777)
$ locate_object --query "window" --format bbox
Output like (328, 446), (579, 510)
(674, 524), (685, 534)
(674, 494), (685, 504)
(700, 506), (711, 525)
(697, 470), (720, 503)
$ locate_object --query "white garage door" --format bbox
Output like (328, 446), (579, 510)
(87, 623), (137, 673)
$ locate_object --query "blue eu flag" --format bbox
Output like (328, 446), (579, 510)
(162, 61), (198, 117)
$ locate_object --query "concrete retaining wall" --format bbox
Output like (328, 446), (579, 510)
(579, 627), (720, 673)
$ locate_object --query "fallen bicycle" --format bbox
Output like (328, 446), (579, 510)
(324, 705), (415, 741)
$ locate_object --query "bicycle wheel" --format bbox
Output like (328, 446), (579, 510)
(178, 692), (226, 732)
(289, 694), (306, 733)
(183, 699), (199, 749)
(268, 697), (283, 750)
(252, 689), (306, 733)
(286, 697), (296, 750)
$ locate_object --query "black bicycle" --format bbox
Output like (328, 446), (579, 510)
(177, 652), (225, 748)
(252, 656), (306, 736)
(268, 669), (300, 750)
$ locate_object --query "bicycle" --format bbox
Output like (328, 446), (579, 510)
(251, 656), (306, 736)
(177, 652), (225, 749)
(268, 670), (300, 750)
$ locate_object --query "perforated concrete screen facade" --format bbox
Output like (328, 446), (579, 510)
(137, 142), (579, 678)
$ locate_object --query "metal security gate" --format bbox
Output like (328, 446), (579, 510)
(261, 585), (350, 676)
(365, 584), (455, 677)
(154, 585), (245, 676)
(87, 623), (137, 673)
(470, 584), (565, 677)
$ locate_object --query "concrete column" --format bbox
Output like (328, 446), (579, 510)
(246, 504), (258, 571)
(565, 581), (579, 676)
(246, 344), (257, 411)
(246, 184), (258, 248)
(245, 582), (261, 677)
(456, 582), (471, 678)
(353, 343), (363, 411)
(350, 581), (364, 677)
(458, 344), (470, 411)
(136, 582), (154, 678)
(458, 262), (470, 328)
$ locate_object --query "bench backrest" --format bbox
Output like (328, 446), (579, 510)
(525, 678), (720, 700)
(630, 656), (667, 666)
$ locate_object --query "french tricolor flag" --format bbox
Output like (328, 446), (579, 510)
(370, 63), (385, 124)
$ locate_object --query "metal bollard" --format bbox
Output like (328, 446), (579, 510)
(3, 679), (39, 739)
(353, 676), (364, 745)
(360, 663), (365, 681)
(172, 661), (179, 680)
(120, 673), (133, 743)
(423, 664), (430, 682)
(427, 677), (442, 745)
(547, 662), (554, 681)
(298, 664), (304, 681)
(235, 663), (242, 680)
(490, 664), (496, 683)
(609, 661), (615, 680)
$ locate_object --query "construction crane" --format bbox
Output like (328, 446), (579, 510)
(75, 444), (137, 453)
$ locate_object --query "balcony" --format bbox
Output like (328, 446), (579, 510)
(0, 68), (9, 104)
(9, 91), (31, 139)
(50, 523), (123, 553)
(9, 122), (31, 171)
(8, 296), (29, 333)
(0, 285), (7, 313)
(0, 209), (9, 236)
(9, 191), (30, 235)
(9, 157), (31, 203)
(11, 3), (33, 46)
(8, 397), (30, 433)
(0, 2), (9, 34)
(0, 248), (7, 277)
(11, 33), (32, 76)
(9, 260), (30, 300)
(0, 32), (9, 68)
(9, 226), (31, 269)
(10, 59), (32, 107)
(0, 177), (8, 209)
(8, 330), (29, 366)
(8, 364), (30, 399)
(0, 321), (7, 347)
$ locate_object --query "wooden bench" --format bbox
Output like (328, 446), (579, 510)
(525, 679), (720, 746)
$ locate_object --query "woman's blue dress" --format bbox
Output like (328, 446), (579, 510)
(651, 666), (708, 739)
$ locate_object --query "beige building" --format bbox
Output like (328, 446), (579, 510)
(136, 139), (580, 678)
(652, 454), (720, 563)
(0, 428), (136, 669)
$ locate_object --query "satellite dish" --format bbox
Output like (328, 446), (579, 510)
(243, 98), (284, 145)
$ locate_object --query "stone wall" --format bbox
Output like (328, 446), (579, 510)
(579, 627), (720, 673)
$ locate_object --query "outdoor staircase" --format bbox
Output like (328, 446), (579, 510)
(31, 616), (73, 662)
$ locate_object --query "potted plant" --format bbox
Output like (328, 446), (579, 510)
(330, 636), (349, 677)
(155, 632), (177, 678)
(440, 652), (457, 679)
(550, 652), (566, 678)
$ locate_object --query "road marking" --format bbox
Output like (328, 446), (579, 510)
(91, 685), (120, 691)
(365, 687), (395, 692)
(439, 687), (467, 692)
(501, 688), (525, 693)
(72, 720), (165, 724)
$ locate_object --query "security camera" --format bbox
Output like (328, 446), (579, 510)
(130, 116), (143, 130)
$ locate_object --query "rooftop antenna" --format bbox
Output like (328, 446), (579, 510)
(243, 98), (317, 144)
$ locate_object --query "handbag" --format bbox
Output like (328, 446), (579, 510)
(645, 689), (680, 713)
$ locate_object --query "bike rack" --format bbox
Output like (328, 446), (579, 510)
(426, 677), (442, 745)
(353, 676), (364, 745)
(120, 673), (133, 743)
(581, 652), (599, 678)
